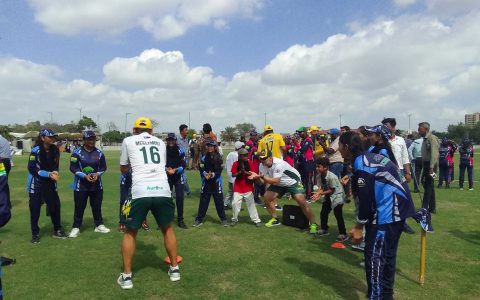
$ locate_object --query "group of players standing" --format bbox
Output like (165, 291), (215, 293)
(19, 116), (461, 299)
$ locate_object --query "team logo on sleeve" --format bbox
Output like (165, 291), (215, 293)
(70, 157), (78, 162)
(357, 178), (366, 188)
(29, 155), (36, 161)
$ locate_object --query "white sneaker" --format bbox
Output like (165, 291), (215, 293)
(168, 267), (181, 282)
(117, 274), (133, 289)
(95, 224), (111, 233)
(69, 228), (80, 238)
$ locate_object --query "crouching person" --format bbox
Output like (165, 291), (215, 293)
(230, 148), (261, 227)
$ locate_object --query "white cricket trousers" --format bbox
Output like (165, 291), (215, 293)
(231, 192), (261, 223)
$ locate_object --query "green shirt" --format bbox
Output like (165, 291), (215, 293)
(421, 132), (440, 171)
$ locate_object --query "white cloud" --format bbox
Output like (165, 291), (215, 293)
(29, 0), (263, 39)
(3, 11), (480, 133)
(393, 0), (418, 7)
(206, 46), (215, 55)
(425, 0), (480, 16)
(103, 49), (219, 89)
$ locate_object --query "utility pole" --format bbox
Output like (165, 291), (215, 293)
(264, 112), (267, 127)
(78, 107), (83, 121)
(47, 112), (53, 123)
(408, 113), (412, 134)
(188, 112), (191, 128)
(124, 112), (131, 136)
(339, 114), (342, 128)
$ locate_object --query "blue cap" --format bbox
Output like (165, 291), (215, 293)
(166, 133), (177, 140)
(441, 137), (448, 144)
(206, 139), (217, 146)
(365, 125), (391, 140)
(328, 128), (340, 135)
(83, 130), (96, 139)
(40, 128), (58, 137)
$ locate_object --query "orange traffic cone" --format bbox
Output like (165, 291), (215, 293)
(164, 255), (183, 264)
(331, 242), (347, 249)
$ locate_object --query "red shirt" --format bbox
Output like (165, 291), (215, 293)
(231, 161), (255, 193)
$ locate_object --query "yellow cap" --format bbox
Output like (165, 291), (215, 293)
(264, 124), (273, 132)
(310, 125), (320, 131)
(134, 117), (153, 129)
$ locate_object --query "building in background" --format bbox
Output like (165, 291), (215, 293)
(465, 113), (480, 127)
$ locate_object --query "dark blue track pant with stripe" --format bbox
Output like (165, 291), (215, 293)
(364, 220), (405, 300)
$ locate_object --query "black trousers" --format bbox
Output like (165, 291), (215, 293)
(412, 158), (423, 191)
(195, 191), (226, 222)
(421, 161), (436, 213)
(29, 184), (62, 235)
(299, 160), (315, 198)
(438, 163), (450, 187)
(459, 163), (473, 189)
(169, 179), (184, 221)
(320, 197), (346, 235)
(73, 190), (104, 228)
(364, 220), (404, 300)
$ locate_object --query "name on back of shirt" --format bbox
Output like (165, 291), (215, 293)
(135, 140), (161, 146)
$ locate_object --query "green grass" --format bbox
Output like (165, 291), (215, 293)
(2, 151), (480, 299)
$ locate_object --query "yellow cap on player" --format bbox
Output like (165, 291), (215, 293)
(134, 117), (152, 129)
(264, 124), (273, 132)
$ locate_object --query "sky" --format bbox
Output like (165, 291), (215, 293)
(1, 0), (480, 134)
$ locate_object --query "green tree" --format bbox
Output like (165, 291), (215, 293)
(78, 116), (97, 131)
(220, 126), (238, 143)
(235, 123), (256, 139)
(102, 130), (124, 145)
(0, 125), (12, 140)
(187, 128), (197, 139)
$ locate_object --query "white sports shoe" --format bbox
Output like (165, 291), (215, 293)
(117, 274), (133, 289)
(95, 224), (111, 233)
(69, 228), (80, 238)
(168, 267), (181, 282)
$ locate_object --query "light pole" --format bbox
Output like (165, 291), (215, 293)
(188, 112), (191, 128)
(408, 113), (412, 134)
(78, 107), (83, 121)
(264, 112), (267, 127)
(47, 112), (53, 123)
(339, 114), (342, 128)
(124, 113), (131, 136)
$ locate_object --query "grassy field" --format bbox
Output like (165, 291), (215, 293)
(1, 151), (479, 299)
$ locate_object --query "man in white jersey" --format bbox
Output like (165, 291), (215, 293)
(248, 150), (318, 234)
(117, 117), (180, 289)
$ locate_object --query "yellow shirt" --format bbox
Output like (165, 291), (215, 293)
(258, 133), (285, 158)
(314, 139), (329, 160)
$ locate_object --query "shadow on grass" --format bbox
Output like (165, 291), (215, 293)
(306, 238), (364, 269)
(447, 230), (480, 246)
(133, 239), (164, 273)
(285, 257), (367, 300)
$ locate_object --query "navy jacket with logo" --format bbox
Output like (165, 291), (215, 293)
(70, 146), (107, 192)
(353, 151), (415, 225)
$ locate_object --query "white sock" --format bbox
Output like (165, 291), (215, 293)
(170, 265), (179, 270)
(122, 272), (132, 278)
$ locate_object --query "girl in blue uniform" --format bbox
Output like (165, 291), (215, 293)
(68, 131), (109, 237)
(27, 129), (66, 243)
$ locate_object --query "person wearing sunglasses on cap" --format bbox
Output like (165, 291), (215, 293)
(68, 130), (109, 238)
(27, 129), (67, 243)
